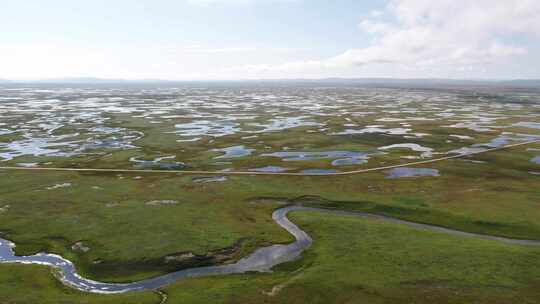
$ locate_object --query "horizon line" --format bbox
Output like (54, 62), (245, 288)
(2, 77), (540, 83)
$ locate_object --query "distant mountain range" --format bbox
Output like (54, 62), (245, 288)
(2, 77), (168, 84)
(254, 78), (540, 88)
(1, 77), (539, 88)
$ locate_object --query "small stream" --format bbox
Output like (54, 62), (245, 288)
(1, 206), (539, 294)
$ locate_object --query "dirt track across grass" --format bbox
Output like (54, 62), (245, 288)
(0, 140), (539, 176)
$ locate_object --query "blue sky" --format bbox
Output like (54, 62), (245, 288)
(2, 0), (539, 80)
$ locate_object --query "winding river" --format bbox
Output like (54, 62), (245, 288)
(1, 206), (539, 294)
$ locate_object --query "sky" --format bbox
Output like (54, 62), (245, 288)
(2, 0), (540, 80)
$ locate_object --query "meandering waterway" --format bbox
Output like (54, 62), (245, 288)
(1, 206), (539, 294)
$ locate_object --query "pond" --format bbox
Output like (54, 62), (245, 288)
(386, 167), (440, 178)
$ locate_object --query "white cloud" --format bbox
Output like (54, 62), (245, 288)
(241, 0), (540, 77)
(186, 0), (297, 6)
(0, 42), (310, 80)
(2, 0), (538, 80)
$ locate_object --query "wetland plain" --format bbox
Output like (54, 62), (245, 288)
(1, 83), (540, 303)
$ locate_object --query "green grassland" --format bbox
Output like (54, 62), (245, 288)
(1, 88), (539, 302)
(0, 264), (158, 304)
(2, 210), (540, 303)
(0, 143), (539, 286)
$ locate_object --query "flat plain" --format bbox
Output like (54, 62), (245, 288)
(1, 84), (540, 303)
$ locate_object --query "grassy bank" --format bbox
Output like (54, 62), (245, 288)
(0, 145), (539, 283)
(3, 210), (539, 303)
